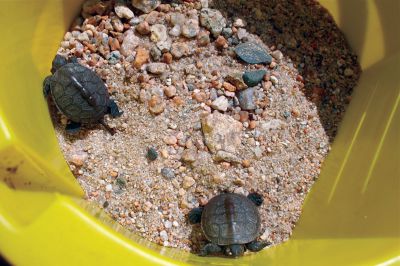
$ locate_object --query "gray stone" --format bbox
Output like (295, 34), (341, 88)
(150, 46), (162, 61)
(131, 0), (160, 13)
(181, 149), (198, 164)
(147, 63), (167, 74)
(170, 12), (185, 26)
(182, 19), (200, 38)
(150, 24), (168, 42)
(211, 96), (229, 112)
(271, 50), (283, 61)
(199, 8), (226, 37)
(169, 24), (181, 37)
(222, 27), (233, 38)
(237, 87), (256, 110)
(201, 112), (242, 154)
(260, 119), (286, 131)
(243, 70), (266, 87)
(161, 167), (175, 179)
(214, 150), (241, 164)
(156, 39), (172, 52)
(234, 42), (272, 64)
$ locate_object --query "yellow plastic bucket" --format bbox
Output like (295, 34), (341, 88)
(0, 0), (399, 265)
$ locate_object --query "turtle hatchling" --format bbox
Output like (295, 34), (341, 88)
(43, 55), (123, 135)
(188, 192), (270, 257)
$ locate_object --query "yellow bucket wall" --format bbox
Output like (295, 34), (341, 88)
(0, 0), (399, 265)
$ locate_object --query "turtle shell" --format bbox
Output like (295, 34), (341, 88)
(201, 193), (260, 245)
(49, 63), (109, 124)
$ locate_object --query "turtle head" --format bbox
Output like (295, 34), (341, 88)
(51, 54), (68, 74)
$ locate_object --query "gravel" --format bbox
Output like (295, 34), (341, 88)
(52, 0), (360, 253)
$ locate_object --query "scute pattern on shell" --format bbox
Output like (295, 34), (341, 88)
(50, 63), (109, 123)
(201, 193), (260, 245)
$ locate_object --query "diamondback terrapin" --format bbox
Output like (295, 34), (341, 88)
(43, 55), (122, 134)
(188, 193), (270, 257)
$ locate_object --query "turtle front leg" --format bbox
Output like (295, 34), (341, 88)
(245, 240), (270, 252)
(199, 243), (222, 257)
(107, 99), (123, 118)
(225, 244), (245, 257)
(188, 207), (203, 224)
(43, 76), (52, 97)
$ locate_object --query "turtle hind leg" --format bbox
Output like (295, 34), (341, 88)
(43, 76), (52, 97)
(188, 207), (203, 224)
(245, 240), (270, 252)
(247, 192), (263, 206)
(99, 119), (116, 135)
(199, 243), (222, 257)
(65, 121), (81, 134)
(107, 99), (123, 118)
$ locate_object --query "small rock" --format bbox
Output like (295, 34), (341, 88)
(115, 4), (134, 19)
(111, 17), (124, 32)
(133, 47), (150, 68)
(234, 42), (272, 64)
(181, 149), (198, 163)
(344, 68), (354, 77)
(236, 28), (247, 40)
(164, 85), (176, 97)
(199, 8), (226, 37)
(201, 112), (242, 154)
(215, 35), (228, 49)
(197, 31), (211, 47)
(237, 87), (256, 110)
(193, 92), (207, 103)
(146, 147), (158, 161)
(182, 19), (200, 38)
(242, 159), (251, 168)
(239, 111), (249, 122)
(157, 39), (172, 52)
(169, 25), (181, 37)
(150, 46), (162, 61)
(108, 38), (120, 51)
(164, 220), (173, 229)
(253, 146), (263, 159)
(260, 119), (285, 131)
(212, 173), (224, 184)
(243, 70), (267, 87)
(143, 201), (153, 212)
(82, 0), (110, 15)
(182, 176), (196, 189)
(163, 135), (177, 145)
(77, 32), (89, 42)
(214, 150), (241, 164)
(148, 95), (165, 114)
(225, 72), (247, 90)
(233, 18), (245, 27)
(170, 12), (185, 26)
(147, 62), (167, 75)
(172, 221), (179, 227)
(136, 21), (151, 35)
(105, 184), (113, 192)
(159, 230), (168, 241)
(150, 24), (168, 42)
(263, 81), (273, 90)
(171, 42), (189, 59)
(270, 75), (279, 85)
(70, 152), (88, 167)
(222, 27), (233, 38)
(121, 30), (140, 56)
(162, 52), (173, 64)
(223, 81), (236, 92)
(161, 167), (175, 179)
(211, 96), (229, 111)
(131, 0), (160, 13)
(271, 50), (283, 61)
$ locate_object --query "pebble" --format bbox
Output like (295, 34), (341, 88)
(223, 81), (236, 92)
(147, 62), (167, 75)
(211, 96), (229, 111)
(222, 27), (233, 38)
(170, 12), (185, 26)
(197, 31), (211, 47)
(201, 112), (242, 154)
(172, 221), (179, 227)
(263, 81), (273, 90)
(156, 39), (172, 53)
(225, 72), (247, 90)
(344, 68), (354, 77)
(181, 149), (198, 163)
(233, 18), (245, 28)
(131, 0), (160, 13)
(105, 184), (113, 192)
(115, 4), (134, 19)
(253, 146), (263, 159)
(164, 220), (172, 229)
(163, 135), (177, 145)
(148, 95), (165, 114)
(111, 17), (124, 32)
(182, 19), (200, 38)
(150, 46), (162, 61)
(271, 50), (283, 61)
(243, 70), (267, 87)
(70, 152), (88, 167)
(136, 21), (151, 35)
(159, 230), (168, 241)
(169, 25), (181, 37)
(215, 35), (228, 49)
(77, 32), (89, 42)
(150, 24), (168, 42)
(133, 47), (150, 68)
(146, 147), (158, 161)
(109, 38), (120, 51)
(82, 0), (110, 15)
(182, 176), (196, 189)
(199, 8), (226, 37)
(121, 30), (140, 56)
(214, 150), (241, 164)
(161, 167), (175, 179)
(171, 42), (189, 59)
(270, 75), (279, 85)
(234, 42), (272, 64)
(237, 87), (257, 110)
(237, 28), (248, 40)
(164, 85), (176, 97)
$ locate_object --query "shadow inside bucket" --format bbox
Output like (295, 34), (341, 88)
(212, 0), (362, 142)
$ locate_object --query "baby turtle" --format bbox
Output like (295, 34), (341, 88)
(43, 55), (123, 135)
(188, 192), (270, 257)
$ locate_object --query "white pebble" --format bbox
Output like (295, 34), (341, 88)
(164, 220), (173, 229)
(105, 184), (113, 191)
(159, 230), (168, 241)
(172, 221), (179, 227)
